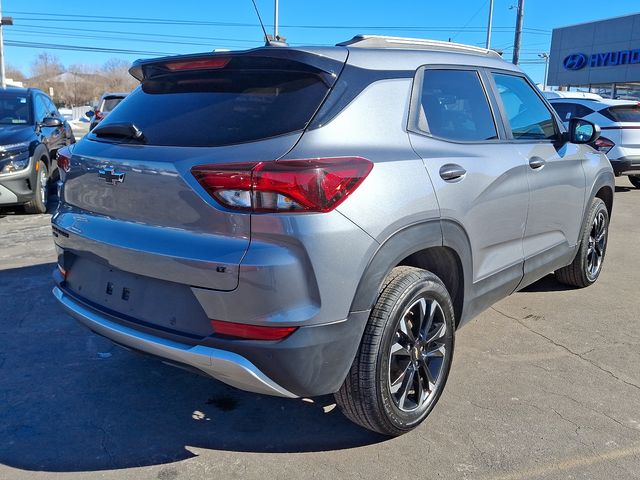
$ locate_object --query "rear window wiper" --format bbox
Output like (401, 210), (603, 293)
(93, 122), (146, 142)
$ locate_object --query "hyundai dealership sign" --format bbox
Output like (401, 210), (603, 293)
(548, 14), (640, 87)
(563, 49), (640, 71)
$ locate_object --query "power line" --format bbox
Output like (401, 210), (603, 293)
(4, 39), (175, 56)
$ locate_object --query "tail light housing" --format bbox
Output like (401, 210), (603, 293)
(191, 157), (373, 213)
(211, 320), (297, 341)
(95, 110), (104, 120)
(594, 137), (615, 153)
(56, 146), (71, 173)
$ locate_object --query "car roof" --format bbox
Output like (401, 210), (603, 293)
(548, 97), (638, 109)
(133, 36), (521, 77)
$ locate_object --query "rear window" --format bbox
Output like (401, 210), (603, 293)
(94, 65), (330, 147)
(602, 105), (640, 122)
(101, 97), (125, 113)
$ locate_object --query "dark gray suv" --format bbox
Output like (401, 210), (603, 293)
(51, 35), (614, 436)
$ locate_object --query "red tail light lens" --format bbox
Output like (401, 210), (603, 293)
(56, 146), (71, 173)
(191, 157), (373, 213)
(165, 57), (230, 71)
(211, 320), (297, 341)
(594, 137), (615, 153)
(95, 110), (104, 120)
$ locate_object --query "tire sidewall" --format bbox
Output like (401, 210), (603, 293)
(578, 200), (609, 284)
(376, 275), (455, 432)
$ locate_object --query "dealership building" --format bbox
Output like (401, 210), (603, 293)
(548, 13), (640, 99)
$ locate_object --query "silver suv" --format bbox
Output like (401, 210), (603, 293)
(51, 35), (614, 436)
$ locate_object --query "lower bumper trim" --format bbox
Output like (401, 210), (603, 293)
(53, 286), (297, 398)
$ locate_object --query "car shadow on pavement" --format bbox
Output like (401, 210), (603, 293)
(519, 273), (575, 293)
(0, 263), (386, 473)
(615, 185), (632, 193)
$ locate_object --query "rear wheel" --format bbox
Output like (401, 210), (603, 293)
(555, 198), (608, 287)
(335, 266), (455, 436)
(629, 175), (640, 189)
(24, 160), (49, 214)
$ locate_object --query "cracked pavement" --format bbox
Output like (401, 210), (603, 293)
(0, 178), (639, 479)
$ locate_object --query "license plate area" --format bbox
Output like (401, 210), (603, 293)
(65, 256), (211, 337)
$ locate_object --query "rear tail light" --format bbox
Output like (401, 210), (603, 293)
(95, 110), (104, 120)
(191, 157), (373, 213)
(211, 320), (297, 341)
(594, 137), (615, 153)
(56, 146), (71, 173)
(57, 264), (67, 280)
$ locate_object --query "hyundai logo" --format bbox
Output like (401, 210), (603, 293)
(563, 53), (588, 70)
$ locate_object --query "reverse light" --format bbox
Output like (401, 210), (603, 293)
(211, 320), (297, 341)
(191, 157), (373, 213)
(594, 137), (615, 153)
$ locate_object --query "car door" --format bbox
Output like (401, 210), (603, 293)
(488, 71), (586, 287)
(408, 66), (529, 308)
(34, 95), (53, 151)
(41, 95), (65, 149)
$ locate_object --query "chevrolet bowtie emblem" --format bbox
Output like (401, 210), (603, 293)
(98, 167), (125, 185)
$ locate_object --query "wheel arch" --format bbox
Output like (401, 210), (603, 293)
(349, 219), (472, 328)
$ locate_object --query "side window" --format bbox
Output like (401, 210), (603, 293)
(492, 73), (557, 140)
(550, 102), (574, 122)
(33, 95), (48, 122)
(574, 104), (595, 118)
(416, 69), (498, 142)
(44, 96), (59, 117)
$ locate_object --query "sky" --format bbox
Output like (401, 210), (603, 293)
(3, 0), (639, 84)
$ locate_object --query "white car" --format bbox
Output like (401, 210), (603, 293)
(548, 96), (640, 188)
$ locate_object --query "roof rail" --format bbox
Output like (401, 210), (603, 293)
(336, 35), (502, 57)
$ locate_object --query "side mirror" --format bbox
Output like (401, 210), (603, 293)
(86, 110), (95, 118)
(568, 118), (600, 144)
(41, 116), (63, 128)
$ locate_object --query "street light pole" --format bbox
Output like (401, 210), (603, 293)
(512, 0), (524, 65)
(486, 0), (494, 49)
(539, 53), (549, 90)
(274, 0), (279, 40)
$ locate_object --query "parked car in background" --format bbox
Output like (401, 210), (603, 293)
(548, 95), (640, 188)
(87, 92), (128, 131)
(0, 87), (75, 213)
(52, 36), (614, 436)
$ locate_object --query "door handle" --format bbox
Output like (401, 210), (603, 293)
(529, 157), (546, 170)
(439, 164), (466, 182)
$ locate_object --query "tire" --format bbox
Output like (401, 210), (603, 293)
(629, 175), (640, 189)
(335, 266), (455, 436)
(23, 160), (49, 214)
(555, 198), (609, 288)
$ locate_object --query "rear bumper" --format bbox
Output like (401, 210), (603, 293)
(609, 155), (640, 176)
(53, 282), (370, 397)
(53, 285), (297, 398)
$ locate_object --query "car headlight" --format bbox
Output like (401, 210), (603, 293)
(0, 142), (30, 174)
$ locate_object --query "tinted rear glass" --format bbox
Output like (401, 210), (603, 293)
(0, 92), (31, 125)
(94, 67), (329, 147)
(101, 97), (125, 112)
(603, 105), (640, 122)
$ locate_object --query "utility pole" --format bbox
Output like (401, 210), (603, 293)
(512, 0), (524, 65)
(274, 0), (279, 41)
(539, 53), (549, 90)
(485, 0), (494, 49)
(0, 0), (14, 89)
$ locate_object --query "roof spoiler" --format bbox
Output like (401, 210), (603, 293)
(128, 48), (346, 82)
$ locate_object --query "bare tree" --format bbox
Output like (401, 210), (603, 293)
(6, 63), (26, 82)
(101, 58), (138, 92)
(30, 52), (64, 79)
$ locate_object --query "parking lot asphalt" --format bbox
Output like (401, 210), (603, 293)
(1, 178), (639, 480)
